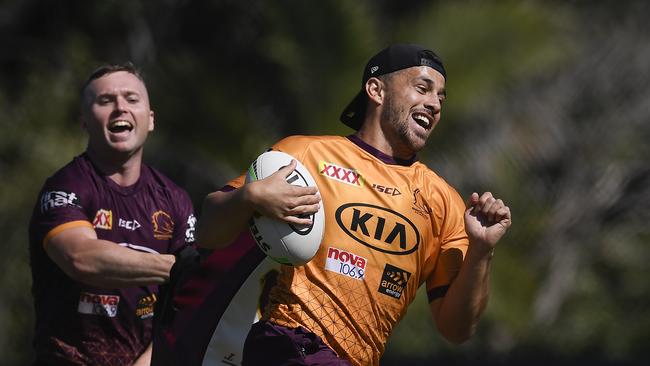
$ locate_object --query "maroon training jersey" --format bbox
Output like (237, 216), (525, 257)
(29, 153), (196, 365)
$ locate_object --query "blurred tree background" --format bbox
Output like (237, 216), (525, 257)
(1, 0), (649, 365)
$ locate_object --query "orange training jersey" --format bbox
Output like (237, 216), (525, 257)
(228, 135), (468, 366)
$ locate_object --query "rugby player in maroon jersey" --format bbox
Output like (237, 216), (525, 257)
(29, 63), (197, 365)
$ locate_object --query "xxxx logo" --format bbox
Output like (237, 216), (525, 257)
(319, 161), (364, 187)
(93, 209), (113, 230)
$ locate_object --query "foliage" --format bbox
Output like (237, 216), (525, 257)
(2, 1), (649, 365)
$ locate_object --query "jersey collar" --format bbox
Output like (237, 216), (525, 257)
(346, 135), (418, 166)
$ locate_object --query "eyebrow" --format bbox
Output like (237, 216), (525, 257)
(94, 90), (141, 98)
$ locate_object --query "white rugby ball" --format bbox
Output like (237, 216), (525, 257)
(245, 150), (324, 266)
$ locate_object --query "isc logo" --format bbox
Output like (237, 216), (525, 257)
(372, 183), (401, 196)
(335, 203), (419, 255)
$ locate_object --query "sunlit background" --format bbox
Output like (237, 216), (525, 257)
(2, 1), (649, 365)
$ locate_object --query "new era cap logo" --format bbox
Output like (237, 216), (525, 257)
(421, 58), (436, 67)
(378, 263), (411, 300)
(370, 66), (379, 74)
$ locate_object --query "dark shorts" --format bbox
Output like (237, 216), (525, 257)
(242, 320), (352, 366)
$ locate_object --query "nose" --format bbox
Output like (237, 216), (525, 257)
(424, 94), (441, 115)
(115, 96), (128, 110)
(112, 96), (128, 115)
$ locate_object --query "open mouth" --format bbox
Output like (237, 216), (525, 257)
(412, 113), (432, 129)
(108, 120), (134, 133)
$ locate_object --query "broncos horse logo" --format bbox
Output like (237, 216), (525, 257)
(152, 210), (174, 240)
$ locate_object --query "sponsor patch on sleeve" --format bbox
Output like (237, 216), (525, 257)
(185, 214), (196, 243)
(40, 190), (81, 213)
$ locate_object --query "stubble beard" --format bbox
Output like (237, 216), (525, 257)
(381, 94), (427, 155)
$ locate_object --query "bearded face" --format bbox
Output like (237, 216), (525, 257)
(377, 66), (446, 158)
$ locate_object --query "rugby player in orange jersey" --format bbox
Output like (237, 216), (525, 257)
(197, 44), (512, 366)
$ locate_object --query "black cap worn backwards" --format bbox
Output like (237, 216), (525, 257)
(339, 43), (446, 130)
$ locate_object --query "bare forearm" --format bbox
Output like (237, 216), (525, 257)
(432, 191), (511, 343)
(197, 188), (254, 249)
(72, 242), (174, 287)
(61, 240), (174, 288)
(46, 226), (176, 288)
(47, 236), (173, 289)
(197, 166), (321, 249)
(433, 243), (493, 343)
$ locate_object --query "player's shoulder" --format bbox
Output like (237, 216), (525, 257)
(414, 162), (464, 205)
(413, 161), (447, 185)
(273, 134), (345, 147)
(41, 154), (95, 190)
(272, 135), (347, 157)
(32, 154), (96, 221)
(142, 163), (191, 199)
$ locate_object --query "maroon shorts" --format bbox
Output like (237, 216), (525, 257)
(242, 320), (352, 366)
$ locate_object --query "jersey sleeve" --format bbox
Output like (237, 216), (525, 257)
(223, 174), (246, 191)
(169, 188), (197, 252)
(425, 186), (469, 301)
(31, 175), (94, 249)
(270, 135), (313, 162)
(223, 135), (313, 191)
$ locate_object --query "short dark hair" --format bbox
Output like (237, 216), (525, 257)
(80, 62), (146, 97)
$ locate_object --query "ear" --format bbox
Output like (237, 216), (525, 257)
(365, 77), (385, 106)
(148, 110), (155, 132)
(79, 109), (90, 131)
(80, 96), (90, 130)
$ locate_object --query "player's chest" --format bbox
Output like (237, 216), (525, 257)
(85, 191), (176, 251)
(315, 162), (435, 278)
(317, 161), (433, 239)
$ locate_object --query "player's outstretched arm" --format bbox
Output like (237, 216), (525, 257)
(430, 192), (512, 343)
(46, 226), (175, 288)
(197, 160), (321, 249)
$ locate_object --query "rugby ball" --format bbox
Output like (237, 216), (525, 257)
(245, 151), (324, 266)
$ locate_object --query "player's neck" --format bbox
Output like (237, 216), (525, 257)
(86, 147), (143, 187)
(355, 118), (415, 161)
